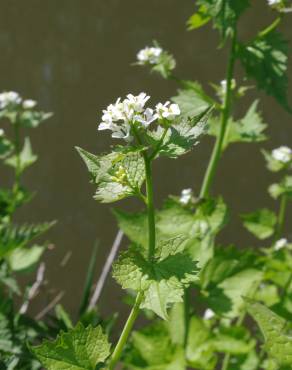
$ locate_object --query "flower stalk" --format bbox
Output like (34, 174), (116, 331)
(199, 26), (237, 199)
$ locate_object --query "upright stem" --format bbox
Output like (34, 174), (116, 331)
(107, 150), (156, 369)
(144, 156), (156, 260)
(108, 292), (143, 370)
(274, 194), (287, 241)
(199, 26), (237, 199)
(13, 122), (21, 193)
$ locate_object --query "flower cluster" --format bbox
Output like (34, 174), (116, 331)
(0, 91), (37, 111)
(271, 146), (292, 163)
(98, 92), (180, 141)
(137, 46), (162, 65)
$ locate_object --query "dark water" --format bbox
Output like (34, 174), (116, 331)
(0, 0), (291, 318)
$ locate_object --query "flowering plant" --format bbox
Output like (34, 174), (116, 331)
(31, 1), (292, 370)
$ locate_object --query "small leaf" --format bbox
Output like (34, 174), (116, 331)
(7, 245), (44, 272)
(5, 137), (37, 172)
(269, 176), (292, 200)
(187, 5), (211, 30)
(245, 299), (292, 366)
(77, 148), (145, 203)
(31, 323), (111, 370)
(241, 208), (277, 240)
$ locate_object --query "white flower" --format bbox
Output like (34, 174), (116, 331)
(0, 91), (22, 109)
(274, 238), (288, 251)
(124, 93), (150, 113)
(272, 146), (292, 163)
(204, 309), (215, 320)
(155, 101), (180, 121)
(0, 128), (4, 137)
(179, 188), (193, 205)
(134, 108), (157, 128)
(23, 99), (37, 109)
(137, 46), (162, 65)
(267, 0), (281, 6)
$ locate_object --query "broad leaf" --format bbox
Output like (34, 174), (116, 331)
(31, 323), (111, 370)
(245, 299), (292, 366)
(113, 237), (199, 319)
(76, 148), (145, 203)
(238, 31), (290, 111)
(171, 85), (210, 118)
(241, 209), (276, 240)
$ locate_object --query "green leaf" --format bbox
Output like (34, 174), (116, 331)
(113, 237), (199, 319)
(171, 85), (211, 119)
(7, 245), (44, 272)
(187, 5), (211, 30)
(241, 208), (277, 240)
(0, 136), (13, 159)
(269, 176), (292, 200)
(206, 269), (263, 318)
(31, 323), (111, 370)
(245, 299), (292, 366)
(19, 111), (53, 128)
(238, 31), (290, 111)
(5, 137), (37, 172)
(76, 148), (145, 203)
(193, 0), (249, 39)
(186, 316), (217, 369)
(209, 101), (267, 149)
(0, 222), (55, 259)
(124, 322), (185, 369)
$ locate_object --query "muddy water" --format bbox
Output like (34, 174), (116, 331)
(0, 0), (291, 318)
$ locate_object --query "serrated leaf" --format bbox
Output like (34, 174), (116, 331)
(77, 148), (145, 203)
(238, 31), (290, 111)
(5, 137), (37, 172)
(245, 299), (292, 366)
(209, 101), (267, 149)
(112, 238), (199, 319)
(0, 222), (55, 258)
(171, 86), (210, 118)
(193, 0), (249, 39)
(241, 208), (276, 240)
(31, 323), (111, 370)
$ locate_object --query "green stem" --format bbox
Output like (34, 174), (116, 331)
(274, 194), (288, 241)
(107, 136), (156, 369)
(199, 26), (237, 199)
(13, 122), (21, 193)
(144, 156), (156, 260)
(108, 292), (143, 370)
(149, 127), (168, 161)
(258, 16), (282, 39)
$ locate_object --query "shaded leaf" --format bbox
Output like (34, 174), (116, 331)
(241, 208), (276, 240)
(31, 323), (111, 370)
